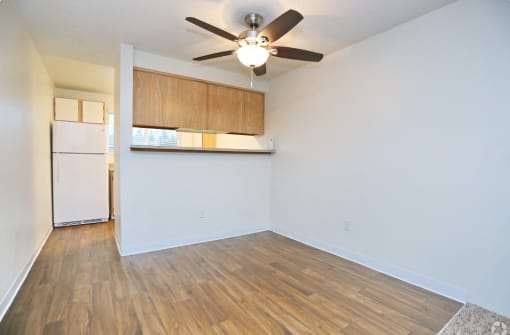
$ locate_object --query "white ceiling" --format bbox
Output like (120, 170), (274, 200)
(43, 55), (115, 94)
(16, 0), (456, 89)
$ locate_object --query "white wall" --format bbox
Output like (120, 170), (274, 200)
(267, 0), (510, 316)
(117, 48), (272, 255)
(0, 0), (54, 319)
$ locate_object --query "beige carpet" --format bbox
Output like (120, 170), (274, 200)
(439, 304), (510, 335)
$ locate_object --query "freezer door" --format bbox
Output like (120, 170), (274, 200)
(53, 121), (106, 153)
(52, 153), (109, 225)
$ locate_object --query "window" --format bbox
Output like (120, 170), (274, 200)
(107, 113), (115, 152)
(132, 127), (178, 146)
(130, 127), (263, 149)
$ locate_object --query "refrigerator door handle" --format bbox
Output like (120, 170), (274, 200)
(55, 154), (60, 183)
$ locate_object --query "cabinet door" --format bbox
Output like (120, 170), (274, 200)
(207, 84), (244, 133)
(133, 70), (165, 128)
(243, 91), (264, 135)
(55, 97), (79, 121)
(133, 70), (207, 130)
(167, 76), (207, 130)
(82, 101), (104, 124)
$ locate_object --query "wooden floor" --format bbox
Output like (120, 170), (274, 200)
(0, 222), (462, 335)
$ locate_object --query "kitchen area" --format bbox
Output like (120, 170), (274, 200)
(52, 90), (115, 227)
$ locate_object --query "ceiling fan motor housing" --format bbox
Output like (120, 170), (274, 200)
(238, 30), (268, 47)
(244, 13), (263, 29)
(238, 13), (269, 47)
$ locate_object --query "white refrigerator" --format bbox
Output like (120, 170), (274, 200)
(52, 121), (109, 227)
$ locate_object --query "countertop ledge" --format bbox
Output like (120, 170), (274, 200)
(130, 145), (274, 154)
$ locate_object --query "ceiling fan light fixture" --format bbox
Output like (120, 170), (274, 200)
(187, 9), (323, 77)
(236, 45), (269, 68)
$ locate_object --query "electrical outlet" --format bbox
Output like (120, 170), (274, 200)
(199, 208), (206, 218)
(344, 220), (352, 232)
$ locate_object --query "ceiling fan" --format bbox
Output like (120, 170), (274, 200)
(185, 9), (323, 78)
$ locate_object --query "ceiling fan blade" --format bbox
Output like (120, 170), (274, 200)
(258, 9), (303, 43)
(272, 46), (324, 62)
(253, 63), (266, 76)
(193, 50), (236, 61)
(186, 17), (238, 42)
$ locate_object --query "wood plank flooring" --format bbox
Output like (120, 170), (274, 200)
(0, 222), (462, 334)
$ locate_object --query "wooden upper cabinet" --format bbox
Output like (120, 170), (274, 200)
(133, 70), (163, 127)
(171, 76), (208, 130)
(133, 68), (264, 135)
(207, 84), (244, 134)
(133, 69), (207, 130)
(243, 90), (264, 135)
(207, 84), (264, 135)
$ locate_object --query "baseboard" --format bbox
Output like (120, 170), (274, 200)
(120, 225), (271, 256)
(272, 227), (468, 303)
(0, 225), (53, 321)
(0, 222), (467, 321)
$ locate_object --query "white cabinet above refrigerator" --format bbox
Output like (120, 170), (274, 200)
(54, 97), (79, 122)
(54, 97), (105, 124)
(82, 101), (105, 124)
